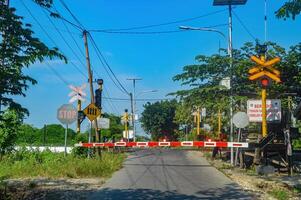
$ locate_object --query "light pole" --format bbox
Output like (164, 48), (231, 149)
(127, 78), (142, 142)
(213, 0), (248, 166)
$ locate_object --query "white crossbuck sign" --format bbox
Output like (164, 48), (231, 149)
(68, 84), (87, 103)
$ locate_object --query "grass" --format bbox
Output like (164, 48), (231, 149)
(0, 149), (125, 179)
(268, 189), (289, 200)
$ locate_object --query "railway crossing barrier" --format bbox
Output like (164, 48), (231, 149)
(75, 141), (249, 148)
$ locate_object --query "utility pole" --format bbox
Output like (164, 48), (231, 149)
(213, 0), (248, 167)
(83, 30), (99, 143)
(127, 78), (142, 142)
(228, 3), (235, 167)
(130, 92), (134, 139)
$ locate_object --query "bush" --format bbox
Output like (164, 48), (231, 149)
(0, 149), (125, 178)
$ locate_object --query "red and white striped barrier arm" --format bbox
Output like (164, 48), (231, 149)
(75, 141), (249, 148)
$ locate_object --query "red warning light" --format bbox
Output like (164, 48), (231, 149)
(261, 78), (269, 87)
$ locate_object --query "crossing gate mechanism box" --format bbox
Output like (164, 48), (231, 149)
(247, 99), (281, 122)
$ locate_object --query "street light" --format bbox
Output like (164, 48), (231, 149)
(137, 90), (158, 97)
(213, 0), (248, 166)
(179, 26), (226, 39)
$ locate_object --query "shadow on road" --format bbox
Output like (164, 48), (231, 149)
(90, 184), (256, 200)
(123, 163), (213, 167)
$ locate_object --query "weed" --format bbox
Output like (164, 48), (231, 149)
(268, 189), (289, 200)
(0, 149), (125, 179)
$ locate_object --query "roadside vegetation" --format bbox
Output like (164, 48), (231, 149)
(0, 148), (125, 179)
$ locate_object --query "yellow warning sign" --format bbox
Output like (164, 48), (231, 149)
(83, 103), (101, 121)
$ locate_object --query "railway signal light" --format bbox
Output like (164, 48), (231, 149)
(260, 77), (271, 88)
(95, 89), (102, 109)
(248, 54), (281, 138)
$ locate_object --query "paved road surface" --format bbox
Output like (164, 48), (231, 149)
(89, 149), (256, 200)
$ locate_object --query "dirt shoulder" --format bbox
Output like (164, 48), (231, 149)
(0, 178), (105, 200)
(188, 150), (301, 200)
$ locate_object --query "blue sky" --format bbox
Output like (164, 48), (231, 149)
(10, 0), (301, 134)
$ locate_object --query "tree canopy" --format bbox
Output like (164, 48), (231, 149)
(0, 1), (65, 117)
(140, 100), (179, 141)
(172, 42), (301, 133)
(276, 0), (301, 20)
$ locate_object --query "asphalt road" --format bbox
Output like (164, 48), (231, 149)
(88, 149), (255, 200)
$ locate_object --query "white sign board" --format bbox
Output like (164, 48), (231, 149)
(123, 130), (133, 139)
(93, 117), (110, 129)
(219, 77), (231, 90)
(201, 108), (206, 117)
(247, 99), (281, 122)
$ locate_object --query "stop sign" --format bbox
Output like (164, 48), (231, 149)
(57, 104), (77, 125)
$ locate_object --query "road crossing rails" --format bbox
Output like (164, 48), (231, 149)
(75, 141), (249, 148)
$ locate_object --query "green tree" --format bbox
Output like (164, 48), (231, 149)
(0, 109), (23, 157)
(44, 124), (76, 146)
(0, 1), (65, 117)
(172, 42), (301, 133)
(276, 0), (301, 20)
(101, 113), (123, 141)
(16, 124), (41, 145)
(140, 100), (179, 141)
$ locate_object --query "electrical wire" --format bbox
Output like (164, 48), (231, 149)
(88, 34), (130, 95)
(52, 0), (130, 97)
(21, 0), (87, 80)
(53, 5), (86, 58)
(89, 24), (228, 35)
(58, 0), (85, 29)
(88, 9), (228, 32)
(45, 62), (70, 85)
(32, 0), (83, 31)
(103, 87), (120, 114)
(232, 10), (257, 41)
(103, 97), (173, 102)
(41, 8), (88, 77)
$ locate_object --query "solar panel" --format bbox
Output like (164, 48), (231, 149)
(213, 0), (247, 6)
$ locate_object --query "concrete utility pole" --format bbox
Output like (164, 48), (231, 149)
(83, 30), (99, 143)
(127, 78), (142, 142)
(213, 0), (248, 166)
(228, 3), (235, 167)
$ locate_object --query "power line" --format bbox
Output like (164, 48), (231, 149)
(45, 62), (70, 85)
(89, 24), (228, 35)
(45, 0), (129, 97)
(103, 97), (173, 102)
(53, 5), (86, 58)
(88, 34), (130, 95)
(88, 9), (228, 32)
(21, 0), (87, 80)
(41, 8), (88, 77)
(103, 87), (120, 114)
(32, 0), (83, 31)
(232, 10), (257, 41)
(58, 0), (85, 29)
